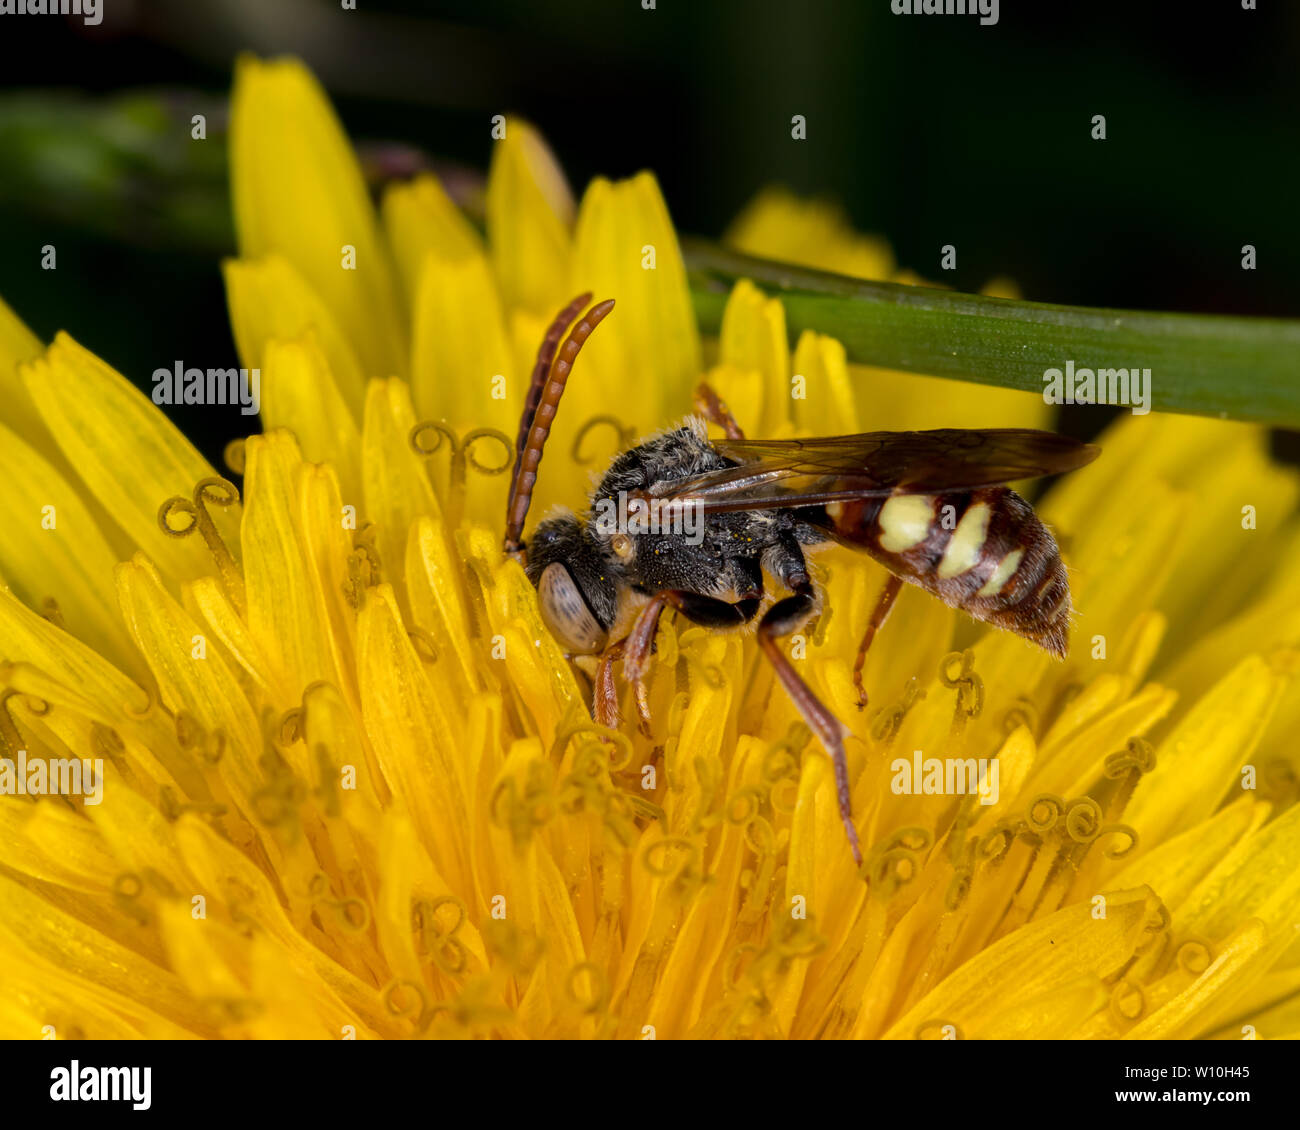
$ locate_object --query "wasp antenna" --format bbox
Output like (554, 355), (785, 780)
(508, 292), (592, 503)
(504, 296), (616, 557)
(504, 293), (591, 556)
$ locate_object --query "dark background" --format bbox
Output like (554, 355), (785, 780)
(0, 0), (1296, 466)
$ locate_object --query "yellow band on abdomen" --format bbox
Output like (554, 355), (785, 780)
(878, 494), (935, 553)
(938, 501), (991, 579)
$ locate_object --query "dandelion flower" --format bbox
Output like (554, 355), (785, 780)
(0, 57), (1298, 1041)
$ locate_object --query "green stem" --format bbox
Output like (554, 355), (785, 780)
(684, 239), (1300, 429)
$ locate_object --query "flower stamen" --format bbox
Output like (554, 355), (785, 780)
(870, 676), (925, 744)
(939, 649), (984, 737)
(158, 477), (246, 615)
(571, 415), (635, 465)
(410, 421), (512, 526)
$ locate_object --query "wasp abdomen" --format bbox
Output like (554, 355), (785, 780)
(827, 487), (1071, 658)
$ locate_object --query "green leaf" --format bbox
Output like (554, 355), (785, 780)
(684, 239), (1300, 429)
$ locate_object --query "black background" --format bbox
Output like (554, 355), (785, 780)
(0, 1035), (1290, 1112)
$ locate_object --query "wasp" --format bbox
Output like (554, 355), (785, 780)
(503, 294), (1100, 866)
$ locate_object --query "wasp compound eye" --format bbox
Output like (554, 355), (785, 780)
(537, 563), (609, 655)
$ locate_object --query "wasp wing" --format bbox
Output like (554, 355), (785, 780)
(654, 429), (1099, 513)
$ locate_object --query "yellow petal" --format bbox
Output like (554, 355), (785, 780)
(224, 255), (367, 419)
(0, 292), (61, 464)
(570, 172), (702, 429)
(1126, 654), (1289, 845)
(173, 812), (396, 1036)
(0, 798), (116, 894)
(487, 118), (574, 315)
(409, 248), (516, 429)
(248, 930), (368, 1038)
(1108, 795), (1267, 913)
(716, 279), (788, 435)
(155, 901), (255, 1035)
(725, 186), (895, 280)
(882, 886), (1162, 1039)
(979, 976), (1110, 1039)
(0, 291), (41, 368)
(23, 334), (242, 587)
(1163, 542), (1300, 705)
(185, 575), (282, 704)
(1031, 681), (1178, 799)
(1055, 480), (1190, 684)
(361, 377), (441, 609)
(404, 515), (480, 699)
(968, 723), (1036, 832)
(300, 678), (387, 808)
(381, 173), (485, 304)
(1177, 798), (1300, 942)
(0, 419), (134, 667)
(115, 553), (262, 806)
(241, 430), (342, 701)
(86, 777), (201, 898)
(0, 585), (150, 727)
(1124, 918), (1270, 1039)
(374, 813), (436, 991)
(2, 947), (193, 1039)
(0, 869), (208, 1035)
(259, 335), (362, 505)
(1046, 413), (1255, 540)
(230, 56), (405, 380)
(356, 584), (469, 889)
(1204, 966), (1300, 1040)
(790, 329), (858, 434)
(850, 366), (1052, 432)
(981, 276), (1021, 299)
(295, 462), (360, 698)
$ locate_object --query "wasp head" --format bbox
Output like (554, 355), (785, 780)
(524, 513), (621, 655)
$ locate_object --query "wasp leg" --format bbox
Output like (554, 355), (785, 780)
(852, 573), (903, 710)
(606, 593), (756, 738)
(622, 596), (668, 738)
(593, 638), (627, 729)
(758, 595), (862, 868)
(662, 590), (760, 626)
(692, 382), (746, 440)
(757, 577), (863, 868)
